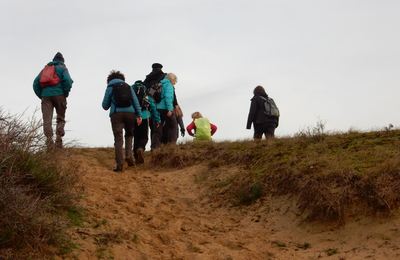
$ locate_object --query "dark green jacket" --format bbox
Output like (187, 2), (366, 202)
(33, 61), (73, 98)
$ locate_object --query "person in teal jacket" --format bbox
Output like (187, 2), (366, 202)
(33, 52), (73, 149)
(152, 73), (177, 148)
(132, 80), (160, 164)
(102, 70), (142, 172)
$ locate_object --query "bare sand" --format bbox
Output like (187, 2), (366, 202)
(67, 150), (400, 260)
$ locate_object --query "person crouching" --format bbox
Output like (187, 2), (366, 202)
(186, 112), (217, 141)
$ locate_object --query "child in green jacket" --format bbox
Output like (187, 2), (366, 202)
(186, 112), (217, 141)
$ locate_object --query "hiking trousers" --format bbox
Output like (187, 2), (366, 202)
(111, 112), (136, 168)
(41, 95), (67, 143)
(152, 109), (177, 149)
(253, 122), (276, 139)
(134, 118), (149, 153)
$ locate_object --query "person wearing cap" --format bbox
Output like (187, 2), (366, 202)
(143, 63), (176, 149)
(143, 63), (165, 89)
(33, 52), (73, 149)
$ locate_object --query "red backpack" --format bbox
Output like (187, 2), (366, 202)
(39, 65), (60, 87)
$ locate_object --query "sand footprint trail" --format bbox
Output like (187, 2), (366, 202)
(69, 149), (400, 260)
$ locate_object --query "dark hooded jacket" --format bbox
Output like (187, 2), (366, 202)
(143, 68), (165, 88)
(246, 92), (279, 129)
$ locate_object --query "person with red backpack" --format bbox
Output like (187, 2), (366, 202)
(33, 52), (73, 149)
(102, 70), (142, 172)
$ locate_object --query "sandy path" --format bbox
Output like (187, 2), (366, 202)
(68, 150), (400, 260)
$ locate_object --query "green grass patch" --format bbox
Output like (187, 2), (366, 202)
(148, 129), (400, 222)
(67, 206), (85, 227)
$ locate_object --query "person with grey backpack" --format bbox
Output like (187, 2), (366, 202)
(246, 85), (279, 139)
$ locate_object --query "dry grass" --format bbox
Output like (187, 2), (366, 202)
(0, 110), (81, 258)
(150, 129), (400, 223)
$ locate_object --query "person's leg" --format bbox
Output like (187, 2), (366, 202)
(133, 121), (140, 162)
(111, 113), (124, 171)
(134, 119), (148, 164)
(41, 97), (55, 148)
(152, 110), (167, 149)
(253, 123), (263, 140)
(264, 125), (276, 138)
(53, 95), (67, 148)
(123, 113), (135, 166)
(165, 113), (178, 144)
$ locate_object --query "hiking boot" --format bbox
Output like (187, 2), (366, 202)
(113, 165), (123, 172)
(55, 138), (63, 149)
(45, 138), (54, 151)
(126, 157), (135, 167)
(136, 148), (144, 164)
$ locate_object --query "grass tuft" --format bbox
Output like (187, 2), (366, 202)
(148, 128), (400, 223)
(0, 110), (81, 258)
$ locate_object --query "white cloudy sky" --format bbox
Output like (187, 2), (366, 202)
(0, 0), (399, 147)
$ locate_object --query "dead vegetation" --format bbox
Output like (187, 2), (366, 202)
(150, 129), (400, 223)
(0, 110), (81, 259)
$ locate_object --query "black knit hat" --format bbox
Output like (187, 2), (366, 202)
(53, 52), (65, 63)
(152, 63), (163, 69)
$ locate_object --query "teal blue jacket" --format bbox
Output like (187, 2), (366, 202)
(102, 79), (142, 117)
(156, 78), (174, 111)
(132, 82), (161, 123)
(33, 61), (73, 98)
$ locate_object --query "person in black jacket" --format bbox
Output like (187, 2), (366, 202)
(246, 85), (279, 139)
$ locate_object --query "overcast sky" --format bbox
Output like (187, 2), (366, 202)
(0, 0), (399, 147)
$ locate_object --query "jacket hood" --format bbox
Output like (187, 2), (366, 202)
(143, 70), (165, 87)
(107, 78), (124, 87)
(251, 93), (268, 101)
(47, 61), (64, 66)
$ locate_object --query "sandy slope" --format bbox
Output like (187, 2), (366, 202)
(67, 150), (400, 260)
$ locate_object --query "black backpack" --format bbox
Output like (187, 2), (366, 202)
(260, 96), (280, 117)
(133, 81), (150, 110)
(112, 82), (132, 108)
(147, 82), (162, 103)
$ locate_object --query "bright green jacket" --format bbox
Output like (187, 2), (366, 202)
(194, 118), (212, 141)
(33, 61), (73, 98)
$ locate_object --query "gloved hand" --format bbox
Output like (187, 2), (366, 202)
(180, 128), (185, 137)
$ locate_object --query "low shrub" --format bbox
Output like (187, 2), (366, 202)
(0, 110), (80, 258)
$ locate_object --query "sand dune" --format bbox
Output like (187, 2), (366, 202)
(67, 149), (400, 259)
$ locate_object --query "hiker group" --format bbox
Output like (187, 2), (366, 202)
(33, 52), (279, 172)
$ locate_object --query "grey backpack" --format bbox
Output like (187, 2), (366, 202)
(261, 96), (280, 117)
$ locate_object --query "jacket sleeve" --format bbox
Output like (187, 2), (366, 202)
(163, 80), (174, 111)
(173, 90), (178, 107)
(148, 96), (161, 123)
(210, 123), (218, 135)
(177, 116), (184, 130)
(33, 74), (42, 99)
(186, 122), (196, 136)
(246, 98), (257, 129)
(60, 67), (73, 97)
(131, 86), (142, 117)
(102, 87), (112, 110)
